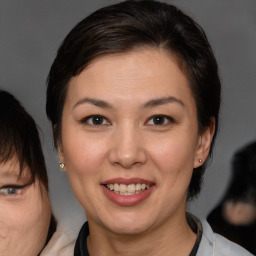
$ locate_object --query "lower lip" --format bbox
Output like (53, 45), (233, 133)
(102, 185), (154, 206)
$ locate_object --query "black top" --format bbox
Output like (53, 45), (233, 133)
(207, 204), (256, 255)
(74, 213), (202, 256)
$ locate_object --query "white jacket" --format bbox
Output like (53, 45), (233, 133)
(198, 220), (254, 256)
(41, 219), (253, 256)
(40, 228), (76, 256)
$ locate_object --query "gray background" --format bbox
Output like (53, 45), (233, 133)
(0, 0), (255, 232)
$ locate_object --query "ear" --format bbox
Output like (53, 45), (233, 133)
(194, 118), (215, 168)
(57, 141), (65, 162)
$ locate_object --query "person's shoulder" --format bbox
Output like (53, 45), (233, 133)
(197, 220), (253, 256)
(40, 225), (77, 256)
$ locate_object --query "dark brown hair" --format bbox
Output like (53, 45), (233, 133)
(46, 0), (221, 199)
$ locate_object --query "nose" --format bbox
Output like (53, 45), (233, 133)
(108, 124), (147, 169)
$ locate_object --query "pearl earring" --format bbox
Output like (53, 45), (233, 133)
(59, 163), (65, 169)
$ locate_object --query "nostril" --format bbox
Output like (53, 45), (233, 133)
(108, 148), (147, 168)
(108, 129), (147, 168)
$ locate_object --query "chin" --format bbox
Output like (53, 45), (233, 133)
(109, 224), (149, 236)
(102, 213), (153, 236)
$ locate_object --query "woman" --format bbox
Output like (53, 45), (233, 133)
(46, 0), (252, 255)
(207, 141), (256, 254)
(0, 90), (54, 255)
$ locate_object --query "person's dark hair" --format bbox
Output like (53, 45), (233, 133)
(0, 90), (48, 190)
(46, 0), (221, 199)
(224, 141), (256, 204)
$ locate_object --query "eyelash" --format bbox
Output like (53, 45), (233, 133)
(0, 185), (25, 196)
(80, 114), (175, 127)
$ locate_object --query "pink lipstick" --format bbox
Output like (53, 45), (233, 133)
(101, 177), (155, 206)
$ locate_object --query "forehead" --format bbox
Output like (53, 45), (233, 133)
(0, 156), (31, 182)
(67, 48), (194, 105)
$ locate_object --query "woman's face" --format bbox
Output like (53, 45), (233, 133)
(0, 156), (51, 256)
(59, 49), (213, 235)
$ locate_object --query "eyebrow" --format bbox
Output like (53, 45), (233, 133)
(73, 97), (113, 110)
(143, 96), (185, 108)
(73, 96), (185, 110)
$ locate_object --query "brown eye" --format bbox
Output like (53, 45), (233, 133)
(82, 115), (110, 126)
(91, 116), (104, 125)
(147, 115), (174, 126)
(152, 116), (165, 125)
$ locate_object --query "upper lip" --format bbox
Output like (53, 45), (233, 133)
(101, 177), (154, 185)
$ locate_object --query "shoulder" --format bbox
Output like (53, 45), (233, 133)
(40, 226), (77, 256)
(197, 220), (253, 256)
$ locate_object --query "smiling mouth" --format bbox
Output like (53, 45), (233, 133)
(104, 183), (151, 195)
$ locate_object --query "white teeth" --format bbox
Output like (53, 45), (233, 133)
(108, 184), (114, 191)
(135, 184), (141, 190)
(120, 184), (126, 193)
(127, 184), (135, 193)
(106, 183), (151, 195)
(114, 183), (119, 192)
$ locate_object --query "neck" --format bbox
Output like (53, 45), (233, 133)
(87, 211), (197, 256)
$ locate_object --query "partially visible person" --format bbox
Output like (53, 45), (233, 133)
(207, 141), (256, 255)
(0, 90), (56, 255)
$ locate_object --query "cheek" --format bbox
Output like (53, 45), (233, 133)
(0, 202), (41, 245)
(0, 206), (12, 239)
(149, 134), (197, 174)
(63, 131), (108, 176)
(0, 202), (31, 233)
(148, 133), (198, 205)
(0, 192), (51, 237)
(63, 133), (108, 203)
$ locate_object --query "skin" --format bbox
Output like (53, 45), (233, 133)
(224, 200), (256, 225)
(0, 156), (51, 256)
(59, 48), (214, 256)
